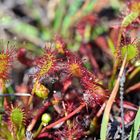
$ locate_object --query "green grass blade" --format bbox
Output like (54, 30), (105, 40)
(53, 0), (66, 31)
(100, 55), (127, 140)
(129, 107), (140, 140)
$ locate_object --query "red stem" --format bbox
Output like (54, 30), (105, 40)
(41, 103), (86, 133)
(37, 132), (52, 139)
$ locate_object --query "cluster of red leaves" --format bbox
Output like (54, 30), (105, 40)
(16, 37), (109, 139)
(1, 34), (138, 139)
(14, 33), (139, 139)
(1, 1), (140, 139)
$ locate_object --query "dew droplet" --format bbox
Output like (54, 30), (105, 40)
(53, 90), (57, 94)
(89, 77), (92, 81)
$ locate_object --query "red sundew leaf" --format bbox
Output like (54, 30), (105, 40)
(64, 51), (85, 78)
(62, 79), (72, 93)
(81, 70), (108, 107)
(54, 35), (66, 54)
(124, 110), (136, 125)
(54, 119), (84, 139)
(116, 100), (138, 111)
(0, 47), (15, 80)
(35, 45), (58, 80)
(129, 1), (140, 13)
(17, 48), (34, 67)
(83, 90), (107, 108)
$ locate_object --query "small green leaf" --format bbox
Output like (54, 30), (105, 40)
(11, 107), (25, 127)
(122, 12), (139, 28)
(121, 44), (138, 62)
(41, 113), (51, 126)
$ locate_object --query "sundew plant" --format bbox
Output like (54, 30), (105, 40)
(0, 0), (140, 140)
